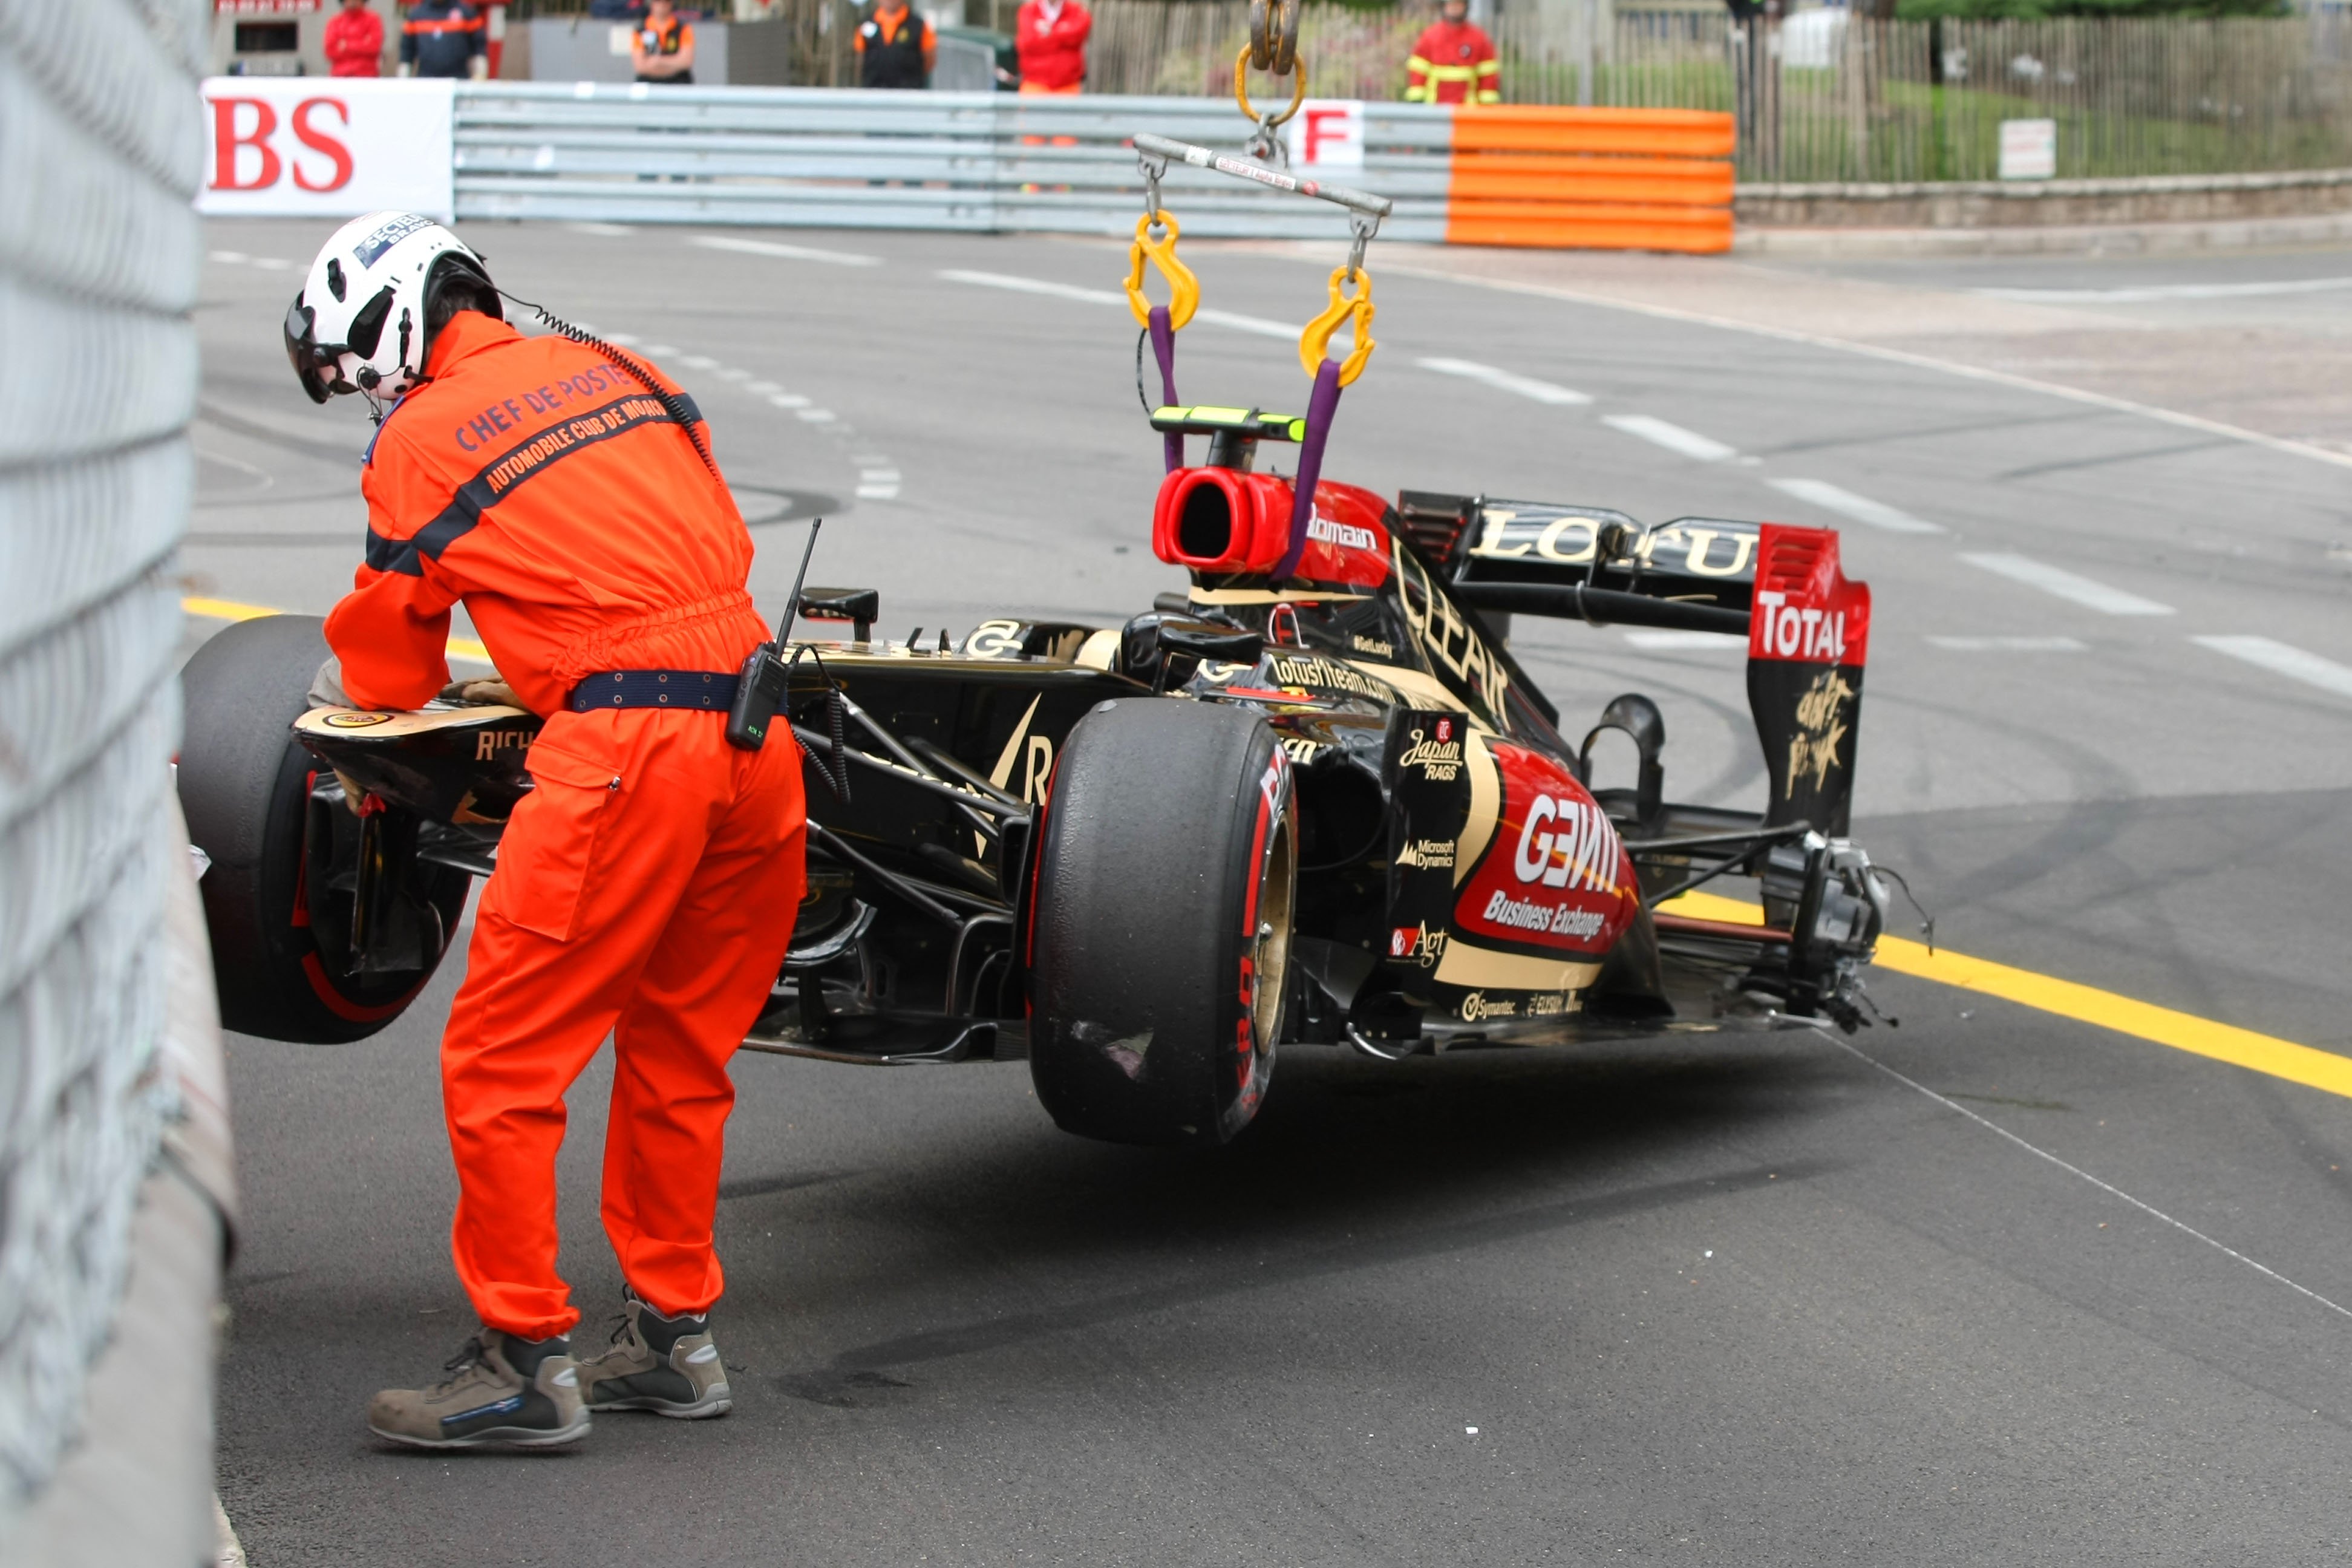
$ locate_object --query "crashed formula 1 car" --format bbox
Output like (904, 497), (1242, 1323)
(177, 125), (1890, 1149)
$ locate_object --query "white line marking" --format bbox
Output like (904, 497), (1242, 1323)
(2192, 635), (2352, 701)
(1765, 476), (1944, 535)
(215, 1494), (249, 1568)
(676, 354), (719, 370)
(249, 256), (292, 270)
(858, 469), (902, 483)
(716, 367), (751, 381)
(1417, 357), (1592, 405)
(939, 270), (1339, 344)
(767, 393), (809, 409)
(1602, 414), (1737, 463)
(1831, 1032), (2352, 1325)
(567, 221), (635, 237)
(939, 269), (1124, 306)
(745, 380), (782, 394)
(1976, 275), (2352, 304)
(601, 331), (641, 346)
(857, 484), (901, 499)
(1927, 635), (2088, 652)
(1371, 260), (2352, 475)
(1624, 630), (1745, 650)
(643, 344), (679, 357)
(794, 408), (836, 423)
(1960, 553), (2175, 616)
(1195, 307), (1299, 339)
(207, 250), (248, 264)
(693, 235), (881, 267)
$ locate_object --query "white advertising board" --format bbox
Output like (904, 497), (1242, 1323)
(198, 77), (456, 220)
(1998, 117), (2057, 181)
(1287, 100), (1365, 173)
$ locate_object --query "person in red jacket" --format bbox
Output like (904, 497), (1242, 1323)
(283, 212), (805, 1448)
(1015, 0), (1089, 94)
(324, 0), (385, 77)
(1405, 0), (1499, 105)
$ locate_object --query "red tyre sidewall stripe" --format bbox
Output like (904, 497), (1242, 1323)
(300, 950), (427, 1022)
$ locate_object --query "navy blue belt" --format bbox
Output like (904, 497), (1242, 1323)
(567, 669), (739, 713)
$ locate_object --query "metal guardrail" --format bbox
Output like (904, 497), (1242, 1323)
(452, 84), (1453, 240)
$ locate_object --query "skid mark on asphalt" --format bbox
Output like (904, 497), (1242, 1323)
(1365, 253), (2352, 475)
(1765, 475), (1944, 535)
(1674, 890), (2352, 1102)
(2194, 635), (2352, 702)
(790, 1162), (1828, 1374)
(584, 325), (898, 500)
(200, 251), (897, 503)
(1600, 413), (1741, 463)
(1961, 552), (2175, 616)
(1826, 1031), (2352, 1324)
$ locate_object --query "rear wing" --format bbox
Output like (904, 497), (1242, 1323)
(1397, 491), (1870, 837)
(1408, 492), (1760, 636)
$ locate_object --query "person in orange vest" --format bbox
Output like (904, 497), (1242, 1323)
(630, 0), (696, 84)
(1405, 0), (1499, 106)
(324, 0), (385, 77)
(399, 0), (488, 80)
(855, 0), (935, 89)
(1014, 0), (1089, 94)
(283, 212), (806, 1447)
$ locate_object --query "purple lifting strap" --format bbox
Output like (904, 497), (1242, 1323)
(1271, 360), (1344, 581)
(1149, 305), (1182, 474)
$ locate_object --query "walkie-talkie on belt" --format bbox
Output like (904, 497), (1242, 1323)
(725, 518), (822, 751)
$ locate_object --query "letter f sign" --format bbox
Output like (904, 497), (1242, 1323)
(1288, 102), (1364, 171)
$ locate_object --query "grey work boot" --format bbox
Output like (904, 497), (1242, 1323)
(574, 1290), (732, 1419)
(367, 1329), (589, 1449)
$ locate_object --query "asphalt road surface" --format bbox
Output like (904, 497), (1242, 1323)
(192, 221), (2352, 1566)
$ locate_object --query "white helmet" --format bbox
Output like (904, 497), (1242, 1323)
(283, 211), (500, 403)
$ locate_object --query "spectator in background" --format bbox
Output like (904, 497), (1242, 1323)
(1405, 0), (1498, 105)
(324, 0), (385, 77)
(399, 0), (488, 80)
(1014, 0), (1088, 95)
(855, 0), (934, 89)
(631, 0), (696, 83)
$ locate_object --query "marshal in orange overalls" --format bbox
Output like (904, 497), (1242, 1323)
(326, 311), (805, 1339)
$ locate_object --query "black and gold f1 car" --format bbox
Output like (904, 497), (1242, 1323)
(178, 432), (1890, 1147)
(178, 133), (1889, 1148)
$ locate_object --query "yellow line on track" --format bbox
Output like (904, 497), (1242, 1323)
(181, 595), (493, 663)
(184, 586), (2347, 1098)
(1671, 890), (2352, 1102)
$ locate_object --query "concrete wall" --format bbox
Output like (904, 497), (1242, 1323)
(1739, 168), (2352, 229)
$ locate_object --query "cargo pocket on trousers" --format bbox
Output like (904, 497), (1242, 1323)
(482, 738), (624, 942)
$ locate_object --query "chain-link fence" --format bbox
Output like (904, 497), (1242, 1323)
(0, 0), (207, 1538)
(598, 3), (2352, 181)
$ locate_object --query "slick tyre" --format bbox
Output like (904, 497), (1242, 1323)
(177, 615), (463, 1043)
(1028, 698), (1296, 1146)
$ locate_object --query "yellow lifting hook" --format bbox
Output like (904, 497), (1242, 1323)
(1124, 211), (1200, 332)
(1298, 263), (1376, 387)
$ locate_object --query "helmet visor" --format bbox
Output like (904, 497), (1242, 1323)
(283, 298), (336, 404)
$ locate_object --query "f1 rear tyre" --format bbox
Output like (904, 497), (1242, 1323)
(177, 615), (465, 1043)
(1028, 697), (1296, 1146)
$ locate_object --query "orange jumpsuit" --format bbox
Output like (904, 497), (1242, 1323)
(325, 310), (805, 1339)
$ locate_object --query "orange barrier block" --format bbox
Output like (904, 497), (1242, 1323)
(1449, 106), (1737, 160)
(1443, 106), (1737, 253)
(1445, 203), (1735, 254)
(1446, 155), (1735, 209)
